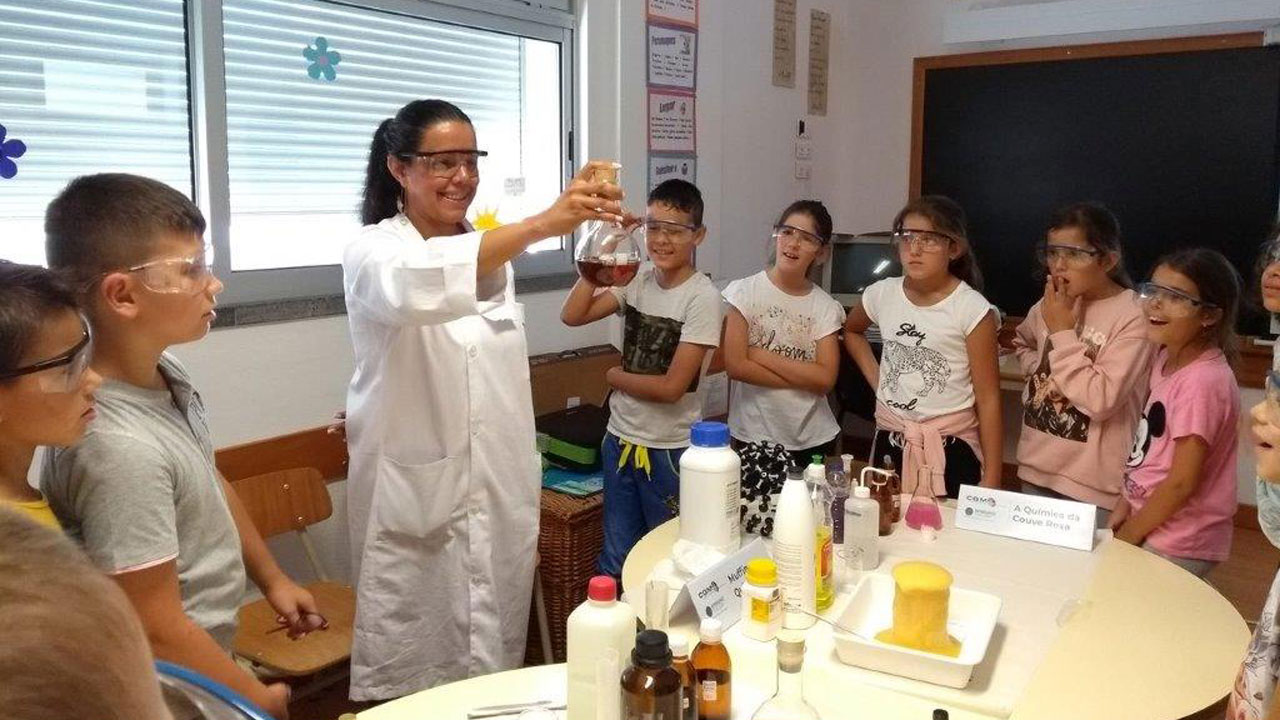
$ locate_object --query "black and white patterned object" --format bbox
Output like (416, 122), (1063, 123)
(737, 440), (796, 538)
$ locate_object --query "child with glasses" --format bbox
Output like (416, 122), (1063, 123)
(843, 195), (1001, 498)
(1112, 248), (1241, 578)
(39, 174), (320, 719)
(562, 179), (722, 578)
(1011, 203), (1154, 527)
(1232, 370), (1280, 719)
(721, 200), (845, 536)
(0, 263), (101, 529)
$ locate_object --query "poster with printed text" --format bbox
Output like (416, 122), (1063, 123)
(647, 24), (698, 91)
(647, 0), (697, 28)
(648, 90), (696, 153)
(807, 9), (831, 115)
(772, 0), (797, 88)
(648, 153), (697, 192)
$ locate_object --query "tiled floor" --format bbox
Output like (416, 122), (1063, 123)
(290, 527), (1277, 720)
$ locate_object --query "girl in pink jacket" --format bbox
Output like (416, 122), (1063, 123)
(1013, 203), (1154, 526)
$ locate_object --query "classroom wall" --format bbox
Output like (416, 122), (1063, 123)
(175, 0), (1272, 583)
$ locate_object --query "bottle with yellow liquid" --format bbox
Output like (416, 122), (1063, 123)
(804, 457), (834, 613)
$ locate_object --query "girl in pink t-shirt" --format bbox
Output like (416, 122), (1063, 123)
(1112, 248), (1241, 578)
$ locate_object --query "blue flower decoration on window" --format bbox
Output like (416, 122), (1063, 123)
(0, 123), (27, 180)
(303, 36), (341, 81)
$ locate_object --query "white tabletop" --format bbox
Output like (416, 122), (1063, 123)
(360, 507), (1248, 720)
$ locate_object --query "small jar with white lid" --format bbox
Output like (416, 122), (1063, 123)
(740, 557), (783, 642)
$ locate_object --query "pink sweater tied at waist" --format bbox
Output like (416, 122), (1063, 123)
(874, 401), (983, 497)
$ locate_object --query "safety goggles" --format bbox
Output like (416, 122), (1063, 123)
(1036, 243), (1104, 267)
(772, 224), (826, 249)
(643, 218), (700, 244)
(1136, 281), (1216, 317)
(396, 149), (488, 179)
(0, 316), (93, 394)
(127, 245), (216, 295)
(891, 228), (955, 254)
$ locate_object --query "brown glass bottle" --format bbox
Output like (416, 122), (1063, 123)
(669, 633), (699, 720)
(622, 630), (683, 720)
(884, 455), (902, 524)
(871, 458), (895, 537)
(691, 618), (731, 720)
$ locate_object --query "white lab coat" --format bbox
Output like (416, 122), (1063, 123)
(342, 214), (540, 701)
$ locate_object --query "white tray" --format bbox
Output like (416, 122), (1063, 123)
(832, 572), (1002, 689)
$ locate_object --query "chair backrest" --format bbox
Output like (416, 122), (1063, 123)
(215, 425), (348, 484)
(230, 467), (332, 539)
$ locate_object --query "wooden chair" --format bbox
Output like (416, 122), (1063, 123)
(228, 467), (355, 682)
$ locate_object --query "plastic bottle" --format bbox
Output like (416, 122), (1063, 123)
(773, 469), (816, 628)
(829, 454), (854, 544)
(739, 558), (782, 642)
(669, 633), (698, 720)
(749, 638), (820, 720)
(622, 630), (683, 720)
(805, 457), (834, 613)
(691, 618), (731, 720)
(843, 485), (880, 573)
(679, 421), (742, 555)
(569, 576), (638, 720)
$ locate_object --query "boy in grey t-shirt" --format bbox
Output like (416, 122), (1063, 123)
(561, 180), (722, 577)
(41, 174), (322, 720)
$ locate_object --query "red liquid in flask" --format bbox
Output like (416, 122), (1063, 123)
(577, 258), (640, 287)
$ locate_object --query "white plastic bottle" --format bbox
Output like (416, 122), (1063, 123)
(843, 485), (880, 574)
(568, 576), (637, 720)
(773, 468), (816, 628)
(679, 421), (741, 555)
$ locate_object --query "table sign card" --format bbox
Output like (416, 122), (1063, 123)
(954, 486), (1096, 551)
(676, 537), (768, 626)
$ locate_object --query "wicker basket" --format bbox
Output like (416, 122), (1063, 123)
(525, 489), (604, 665)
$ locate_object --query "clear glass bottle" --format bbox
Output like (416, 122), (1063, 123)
(691, 618), (731, 720)
(805, 457), (834, 613)
(749, 638), (820, 720)
(829, 455), (853, 544)
(575, 163), (642, 287)
(621, 630), (683, 720)
(905, 465), (943, 531)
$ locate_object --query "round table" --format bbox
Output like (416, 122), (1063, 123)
(358, 508), (1248, 720)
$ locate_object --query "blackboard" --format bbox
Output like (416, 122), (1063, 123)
(916, 38), (1280, 333)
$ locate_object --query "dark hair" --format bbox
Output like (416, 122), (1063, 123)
(45, 174), (205, 288)
(777, 200), (833, 243)
(1046, 202), (1132, 288)
(361, 99), (473, 225)
(1155, 247), (1242, 367)
(893, 195), (983, 291)
(647, 179), (704, 228)
(0, 263), (79, 379)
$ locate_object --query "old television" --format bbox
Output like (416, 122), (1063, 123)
(822, 231), (899, 308)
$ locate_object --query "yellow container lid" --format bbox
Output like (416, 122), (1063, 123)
(746, 557), (777, 586)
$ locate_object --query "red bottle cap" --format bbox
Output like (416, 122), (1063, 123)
(588, 575), (617, 602)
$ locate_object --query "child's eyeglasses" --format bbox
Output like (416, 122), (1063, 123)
(0, 316), (93, 394)
(772, 224), (826, 249)
(1136, 281), (1216, 316)
(891, 229), (954, 253)
(643, 218), (700, 244)
(127, 245), (216, 295)
(1036, 243), (1103, 267)
(396, 149), (488, 179)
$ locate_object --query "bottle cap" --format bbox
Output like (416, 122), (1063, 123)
(668, 632), (690, 657)
(699, 617), (723, 643)
(689, 420), (730, 447)
(633, 629), (672, 667)
(745, 558), (777, 586)
(587, 575), (617, 602)
(933, 710), (950, 720)
(853, 485), (871, 499)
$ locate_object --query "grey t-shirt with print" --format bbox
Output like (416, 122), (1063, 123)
(41, 353), (245, 649)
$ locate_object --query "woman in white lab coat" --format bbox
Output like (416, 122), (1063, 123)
(343, 99), (623, 701)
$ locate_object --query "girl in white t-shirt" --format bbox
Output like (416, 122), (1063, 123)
(844, 196), (1002, 498)
(723, 200), (845, 535)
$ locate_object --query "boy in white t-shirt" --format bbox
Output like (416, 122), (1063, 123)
(561, 180), (722, 577)
(722, 200), (845, 536)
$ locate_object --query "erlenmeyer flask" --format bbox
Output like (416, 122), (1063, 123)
(575, 163), (642, 287)
(904, 465), (943, 530)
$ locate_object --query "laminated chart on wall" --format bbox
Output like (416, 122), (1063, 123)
(646, 0), (698, 195)
(648, 89), (696, 154)
(772, 0), (797, 88)
(647, 0), (697, 28)
(807, 10), (831, 116)
(648, 154), (696, 193)
(646, 23), (697, 91)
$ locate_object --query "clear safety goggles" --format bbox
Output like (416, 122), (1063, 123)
(127, 245), (216, 295)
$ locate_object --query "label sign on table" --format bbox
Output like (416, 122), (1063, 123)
(680, 537), (768, 626)
(954, 486), (1096, 551)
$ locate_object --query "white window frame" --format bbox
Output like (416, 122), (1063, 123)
(188, 0), (576, 306)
